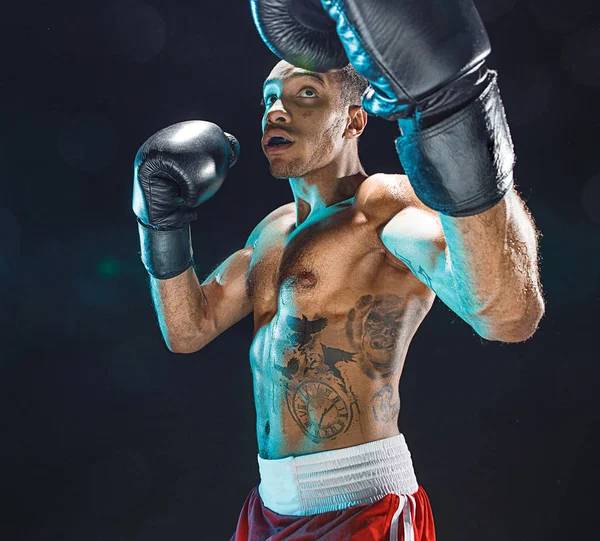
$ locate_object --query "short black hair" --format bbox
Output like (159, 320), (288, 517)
(334, 64), (369, 107)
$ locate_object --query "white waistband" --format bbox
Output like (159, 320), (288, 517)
(257, 434), (419, 516)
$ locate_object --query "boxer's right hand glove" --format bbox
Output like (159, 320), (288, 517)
(132, 121), (240, 279)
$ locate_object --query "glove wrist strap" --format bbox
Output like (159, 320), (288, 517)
(137, 220), (194, 279)
(395, 71), (515, 217)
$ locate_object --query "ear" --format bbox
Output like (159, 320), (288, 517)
(344, 105), (368, 139)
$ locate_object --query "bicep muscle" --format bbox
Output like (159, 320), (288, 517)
(380, 207), (474, 327)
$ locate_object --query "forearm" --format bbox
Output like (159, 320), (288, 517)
(149, 266), (208, 353)
(440, 187), (544, 341)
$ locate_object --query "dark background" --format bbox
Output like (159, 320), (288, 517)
(2, 1), (599, 539)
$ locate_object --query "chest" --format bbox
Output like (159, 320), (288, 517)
(247, 208), (379, 315)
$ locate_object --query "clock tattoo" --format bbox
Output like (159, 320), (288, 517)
(289, 380), (352, 443)
(278, 314), (359, 443)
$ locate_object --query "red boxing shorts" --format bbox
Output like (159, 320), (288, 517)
(230, 434), (436, 541)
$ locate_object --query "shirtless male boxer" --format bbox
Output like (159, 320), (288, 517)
(132, 1), (544, 539)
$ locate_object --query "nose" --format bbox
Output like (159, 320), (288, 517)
(264, 98), (291, 127)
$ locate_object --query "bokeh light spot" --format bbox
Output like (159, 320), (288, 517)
(98, 256), (121, 277)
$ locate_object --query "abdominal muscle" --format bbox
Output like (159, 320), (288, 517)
(250, 294), (428, 460)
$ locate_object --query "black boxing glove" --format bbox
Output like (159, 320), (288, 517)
(320, 0), (515, 216)
(250, 0), (347, 71)
(132, 121), (239, 279)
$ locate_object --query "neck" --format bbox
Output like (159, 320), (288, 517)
(289, 153), (367, 225)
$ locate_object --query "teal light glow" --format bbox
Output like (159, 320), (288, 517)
(98, 256), (121, 277)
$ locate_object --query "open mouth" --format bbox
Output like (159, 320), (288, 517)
(265, 135), (294, 153)
(267, 136), (293, 146)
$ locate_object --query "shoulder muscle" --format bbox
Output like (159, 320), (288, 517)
(245, 202), (295, 248)
(353, 173), (423, 223)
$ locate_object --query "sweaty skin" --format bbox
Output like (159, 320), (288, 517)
(151, 61), (543, 461)
(247, 189), (434, 459)
(249, 61), (434, 458)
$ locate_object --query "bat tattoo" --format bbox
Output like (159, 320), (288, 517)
(286, 314), (328, 348)
(321, 345), (356, 381)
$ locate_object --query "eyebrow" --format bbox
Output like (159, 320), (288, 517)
(263, 71), (326, 89)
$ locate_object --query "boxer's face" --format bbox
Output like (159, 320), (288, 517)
(261, 61), (349, 179)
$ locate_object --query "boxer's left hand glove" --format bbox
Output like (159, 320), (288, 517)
(251, 0), (515, 217)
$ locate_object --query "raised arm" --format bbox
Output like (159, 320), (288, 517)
(150, 247), (253, 353)
(381, 187), (544, 343)
(250, 0), (546, 340)
(132, 120), (249, 353)
(149, 206), (287, 353)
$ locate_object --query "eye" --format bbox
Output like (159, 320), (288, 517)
(299, 87), (318, 98)
(262, 94), (278, 108)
